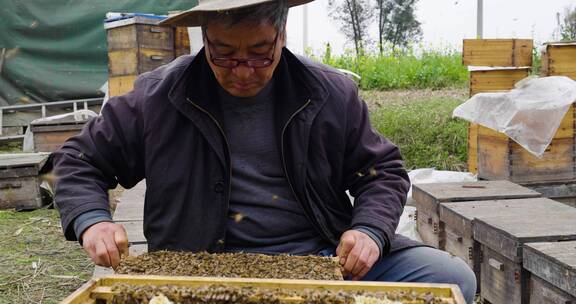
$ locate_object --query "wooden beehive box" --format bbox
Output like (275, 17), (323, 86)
(0, 153), (49, 210)
(30, 120), (88, 152)
(467, 67), (531, 174)
(61, 275), (466, 304)
(463, 39), (533, 67)
(541, 42), (576, 79)
(523, 241), (576, 303)
(477, 105), (576, 183)
(105, 16), (175, 97)
(525, 181), (576, 208)
(439, 198), (560, 293)
(463, 39), (534, 174)
(412, 180), (540, 249)
(473, 200), (576, 304)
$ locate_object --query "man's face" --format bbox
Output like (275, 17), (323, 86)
(203, 21), (284, 97)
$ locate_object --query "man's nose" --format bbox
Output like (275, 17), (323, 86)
(232, 64), (255, 80)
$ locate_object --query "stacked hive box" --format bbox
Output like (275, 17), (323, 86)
(439, 197), (560, 295)
(523, 42), (576, 206)
(106, 15), (190, 97)
(463, 39), (576, 184)
(0, 154), (49, 210)
(462, 39), (533, 174)
(523, 241), (576, 303)
(473, 199), (576, 304)
(412, 180), (540, 249)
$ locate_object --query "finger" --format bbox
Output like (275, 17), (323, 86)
(94, 239), (112, 267)
(344, 239), (363, 275)
(103, 236), (121, 269)
(114, 226), (129, 257)
(336, 233), (356, 265)
(356, 249), (380, 280)
(351, 246), (371, 279)
(83, 239), (98, 263)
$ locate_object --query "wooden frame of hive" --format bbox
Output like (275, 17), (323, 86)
(106, 16), (190, 97)
(61, 275), (466, 304)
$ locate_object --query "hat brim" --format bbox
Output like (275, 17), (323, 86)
(159, 0), (313, 27)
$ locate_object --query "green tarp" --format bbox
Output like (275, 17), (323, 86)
(0, 0), (198, 106)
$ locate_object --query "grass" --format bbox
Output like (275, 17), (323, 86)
(362, 89), (469, 171)
(0, 209), (92, 303)
(316, 49), (469, 91)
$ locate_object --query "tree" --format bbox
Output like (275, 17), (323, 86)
(559, 6), (576, 41)
(329, 0), (374, 57)
(376, 0), (422, 52)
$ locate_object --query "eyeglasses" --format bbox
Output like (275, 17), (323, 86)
(203, 29), (279, 69)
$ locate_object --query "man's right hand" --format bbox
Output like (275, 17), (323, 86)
(81, 222), (129, 269)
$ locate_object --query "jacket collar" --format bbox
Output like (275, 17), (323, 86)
(167, 47), (328, 126)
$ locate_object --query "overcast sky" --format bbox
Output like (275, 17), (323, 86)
(285, 0), (575, 55)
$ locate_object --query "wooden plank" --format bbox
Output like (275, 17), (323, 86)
(529, 275), (575, 303)
(0, 176), (43, 210)
(412, 180), (541, 204)
(62, 275), (466, 304)
(469, 69), (530, 96)
(138, 48), (174, 74)
(108, 49), (138, 76)
(174, 27), (191, 57)
(468, 123), (478, 173)
(472, 198), (576, 262)
(106, 25), (137, 50)
(33, 130), (83, 153)
(463, 39), (533, 67)
(0, 153), (49, 169)
(136, 24), (174, 51)
(480, 246), (528, 304)
(108, 75), (138, 97)
(523, 241), (576, 297)
(416, 207), (443, 248)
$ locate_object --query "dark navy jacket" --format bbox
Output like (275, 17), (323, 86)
(53, 48), (421, 255)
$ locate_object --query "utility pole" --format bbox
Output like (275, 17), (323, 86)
(477, 0), (483, 38)
(303, 4), (309, 55)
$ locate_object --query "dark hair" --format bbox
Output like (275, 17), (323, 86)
(200, 0), (288, 34)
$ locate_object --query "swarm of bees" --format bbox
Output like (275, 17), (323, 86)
(111, 284), (449, 304)
(115, 251), (343, 281)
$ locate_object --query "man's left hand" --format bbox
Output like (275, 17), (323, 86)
(336, 230), (380, 280)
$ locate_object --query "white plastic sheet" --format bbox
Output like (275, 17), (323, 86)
(453, 76), (576, 157)
(407, 168), (477, 201)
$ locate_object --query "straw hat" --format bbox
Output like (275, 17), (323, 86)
(159, 0), (313, 27)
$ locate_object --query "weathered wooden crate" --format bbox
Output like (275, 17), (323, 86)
(523, 241), (576, 303)
(541, 42), (576, 79)
(61, 275), (466, 304)
(0, 153), (49, 210)
(473, 200), (576, 304)
(467, 67), (531, 173)
(439, 198), (562, 293)
(463, 39), (533, 67)
(106, 16), (175, 97)
(525, 181), (576, 208)
(31, 121), (86, 152)
(412, 180), (540, 249)
(476, 105), (576, 183)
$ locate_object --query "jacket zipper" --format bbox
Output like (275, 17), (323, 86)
(186, 97), (232, 248)
(280, 99), (334, 244)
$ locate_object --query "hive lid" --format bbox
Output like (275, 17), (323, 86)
(523, 241), (576, 297)
(473, 201), (576, 262)
(0, 153), (50, 170)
